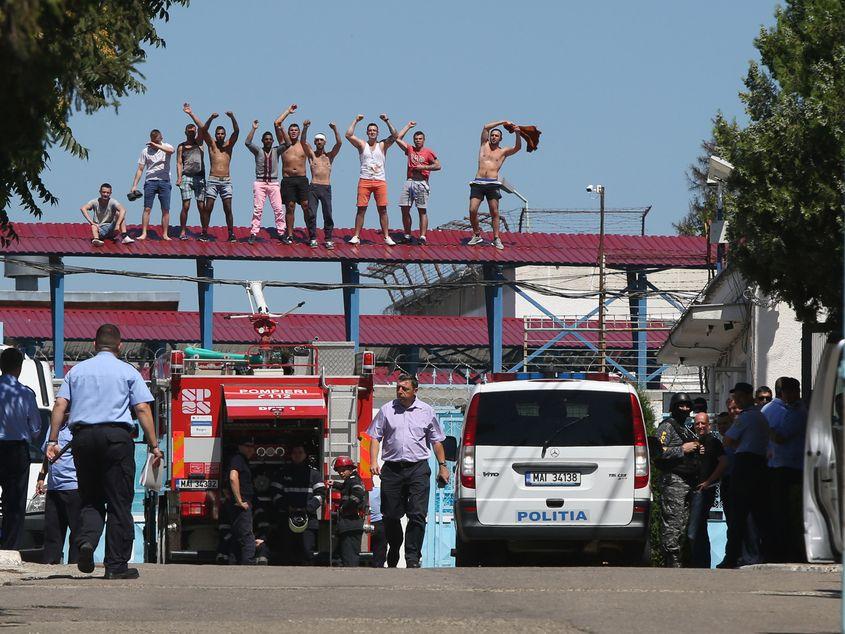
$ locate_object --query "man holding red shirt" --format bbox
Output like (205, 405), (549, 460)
(392, 124), (441, 245)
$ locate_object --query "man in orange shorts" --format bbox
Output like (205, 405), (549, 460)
(345, 114), (407, 246)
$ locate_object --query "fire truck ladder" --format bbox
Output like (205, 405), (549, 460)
(323, 380), (359, 566)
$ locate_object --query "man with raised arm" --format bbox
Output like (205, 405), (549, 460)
(175, 121), (206, 240)
(244, 119), (287, 245)
(130, 129), (175, 241)
(346, 114), (399, 246)
(392, 122), (441, 245)
(274, 104), (311, 245)
(183, 103), (239, 242)
(303, 122), (342, 249)
(467, 120), (521, 250)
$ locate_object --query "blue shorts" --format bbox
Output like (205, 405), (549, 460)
(206, 177), (233, 200)
(98, 221), (117, 238)
(143, 179), (172, 210)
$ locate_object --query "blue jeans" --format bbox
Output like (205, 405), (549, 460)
(687, 487), (716, 567)
(143, 179), (172, 210)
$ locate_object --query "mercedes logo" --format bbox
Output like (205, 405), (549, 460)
(549, 448), (560, 458)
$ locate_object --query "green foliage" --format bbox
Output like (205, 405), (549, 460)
(713, 0), (845, 330)
(0, 0), (188, 244)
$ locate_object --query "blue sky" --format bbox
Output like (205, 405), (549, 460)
(6, 0), (779, 315)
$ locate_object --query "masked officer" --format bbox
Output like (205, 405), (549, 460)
(654, 392), (700, 567)
(46, 324), (162, 579)
(0, 347), (42, 550)
(274, 443), (324, 565)
(332, 456), (366, 567)
(37, 420), (81, 564)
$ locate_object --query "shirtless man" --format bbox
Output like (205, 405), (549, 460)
(346, 114), (399, 246)
(274, 104), (310, 245)
(303, 122), (342, 249)
(468, 120), (521, 250)
(184, 102), (239, 242)
(175, 122), (206, 240)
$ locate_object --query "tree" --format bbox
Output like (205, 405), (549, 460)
(713, 0), (845, 330)
(0, 0), (188, 244)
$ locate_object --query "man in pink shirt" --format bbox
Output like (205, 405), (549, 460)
(392, 125), (441, 245)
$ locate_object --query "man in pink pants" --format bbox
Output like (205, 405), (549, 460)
(245, 119), (287, 244)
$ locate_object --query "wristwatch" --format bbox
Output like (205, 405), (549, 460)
(46, 440), (58, 446)
(438, 461), (447, 467)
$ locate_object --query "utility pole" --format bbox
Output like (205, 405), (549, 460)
(595, 185), (607, 373)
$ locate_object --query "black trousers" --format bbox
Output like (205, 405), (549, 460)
(0, 441), (29, 550)
(371, 520), (387, 568)
(306, 184), (334, 240)
(721, 475), (760, 564)
(768, 466), (804, 563)
(338, 529), (363, 567)
(228, 504), (256, 565)
(724, 453), (771, 565)
(72, 424), (135, 573)
(281, 514), (317, 565)
(43, 489), (82, 564)
(381, 460), (431, 566)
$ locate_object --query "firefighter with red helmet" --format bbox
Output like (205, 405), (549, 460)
(273, 443), (325, 565)
(332, 455), (366, 567)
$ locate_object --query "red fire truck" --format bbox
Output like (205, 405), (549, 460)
(143, 298), (377, 564)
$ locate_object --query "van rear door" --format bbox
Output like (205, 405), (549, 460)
(474, 385), (635, 527)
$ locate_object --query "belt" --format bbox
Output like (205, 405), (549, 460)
(384, 460), (426, 468)
(0, 439), (27, 444)
(72, 422), (132, 432)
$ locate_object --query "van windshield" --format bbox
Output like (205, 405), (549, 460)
(475, 389), (634, 447)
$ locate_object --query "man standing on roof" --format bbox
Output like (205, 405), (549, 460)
(274, 104), (311, 245)
(346, 114), (402, 246)
(244, 119), (287, 245)
(80, 183), (134, 246)
(183, 103), (239, 243)
(392, 123), (441, 246)
(468, 120), (522, 250)
(130, 128), (175, 241)
(303, 123), (343, 250)
(367, 374), (449, 568)
(175, 120), (207, 240)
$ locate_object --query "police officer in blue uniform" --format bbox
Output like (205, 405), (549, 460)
(38, 420), (81, 564)
(224, 437), (257, 565)
(46, 324), (163, 579)
(0, 347), (42, 550)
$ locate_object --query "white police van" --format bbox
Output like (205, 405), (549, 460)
(0, 345), (54, 557)
(453, 377), (651, 566)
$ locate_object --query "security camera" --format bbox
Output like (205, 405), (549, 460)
(586, 185), (594, 192)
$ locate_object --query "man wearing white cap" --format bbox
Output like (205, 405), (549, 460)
(303, 123), (342, 249)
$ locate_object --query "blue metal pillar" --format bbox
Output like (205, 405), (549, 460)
(49, 257), (65, 378)
(341, 261), (360, 350)
(636, 271), (648, 388)
(483, 264), (504, 372)
(196, 258), (214, 349)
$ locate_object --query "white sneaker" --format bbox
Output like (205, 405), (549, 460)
(493, 237), (504, 250)
(121, 235), (135, 244)
(348, 235), (360, 245)
(91, 238), (104, 247)
(402, 234), (412, 243)
(384, 236), (396, 246)
(467, 234), (484, 246)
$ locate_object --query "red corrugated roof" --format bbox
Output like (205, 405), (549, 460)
(2, 222), (713, 268)
(0, 307), (667, 349)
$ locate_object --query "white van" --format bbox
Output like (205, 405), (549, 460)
(803, 339), (843, 562)
(453, 378), (651, 566)
(0, 345), (54, 556)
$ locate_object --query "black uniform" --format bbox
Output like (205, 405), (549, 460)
(335, 472), (366, 567)
(274, 462), (325, 564)
(655, 416), (700, 567)
(687, 433), (723, 568)
(224, 451), (256, 565)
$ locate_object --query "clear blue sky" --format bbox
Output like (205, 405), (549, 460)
(6, 0), (779, 315)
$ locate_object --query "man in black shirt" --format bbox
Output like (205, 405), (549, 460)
(687, 413), (728, 568)
(225, 438), (257, 565)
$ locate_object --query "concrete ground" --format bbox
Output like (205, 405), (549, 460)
(0, 562), (840, 632)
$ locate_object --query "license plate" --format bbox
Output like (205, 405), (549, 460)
(525, 471), (581, 486)
(176, 479), (218, 490)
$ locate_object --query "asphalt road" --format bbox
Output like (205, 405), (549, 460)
(0, 564), (840, 633)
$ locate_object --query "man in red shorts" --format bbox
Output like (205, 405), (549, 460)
(345, 114), (402, 246)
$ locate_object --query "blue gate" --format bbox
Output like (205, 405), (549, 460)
(422, 408), (463, 567)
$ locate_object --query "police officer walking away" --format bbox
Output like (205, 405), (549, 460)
(274, 443), (325, 565)
(655, 392), (700, 567)
(37, 420), (81, 564)
(46, 325), (162, 579)
(0, 347), (42, 550)
(367, 374), (449, 568)
(332, 456), (366, 567)
(225, 438), (257, 565)
(718, 382), (772, 568)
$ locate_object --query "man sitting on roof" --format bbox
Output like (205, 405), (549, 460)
(80, 183), (134, 247)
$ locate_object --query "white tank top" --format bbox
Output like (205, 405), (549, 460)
(359, 142), (385, 181)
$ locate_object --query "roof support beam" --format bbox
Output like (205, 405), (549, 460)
(49, 257), (65, 378)
(341, 261), (360, 351)
(196, 258), (214, 349)
(483, 264), (504, 372)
